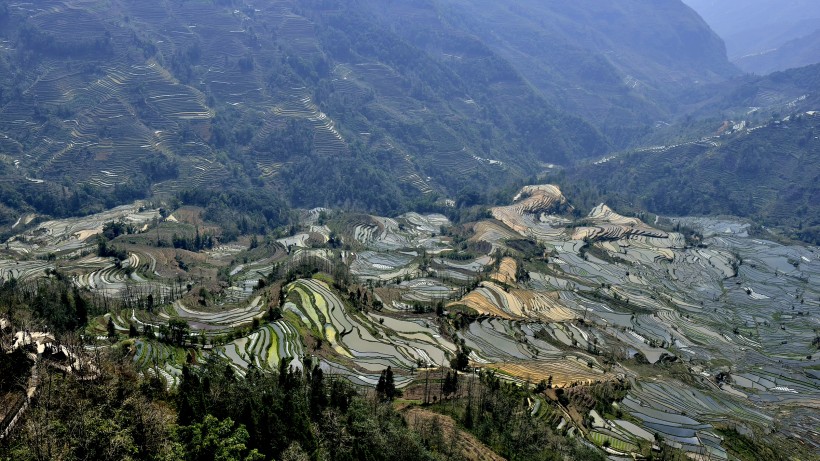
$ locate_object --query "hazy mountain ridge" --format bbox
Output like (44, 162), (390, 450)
(734, 28), (820, 75)
(684, 0), (820, 73)
(357, 0), (738, 148)
(556, 110), (820, 243)
(1, 3), (819, 458)
(0, 0), (747, 230)
(0, 0), (618, 224)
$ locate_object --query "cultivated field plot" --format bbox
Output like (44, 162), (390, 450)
(0, 202), (186, 299)
(619, 378), (777, 459)
(571, 204), (670, 241)
(4, 202), (159, 257)
(6, 182), (815, 455)
(445, 185), (819, 453)
(0, 260), (52, 284)
(132, 339), (188, 387)
(216, 320), (305, 375)
(158, 296), (266, 332)
(285, 278), (457, 373)
(430, 255), (491, 282)
(489, 359), (612, 388)
(399, 278), (459, 303)
(349, 250), (418, 281)
(68, 254), (172, 299)
(452, 280), (574, 320)
(346, 213), (452, 252)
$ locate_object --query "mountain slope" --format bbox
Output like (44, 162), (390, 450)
(684, 0), (820, 73)
(0, 0), (614, 224)
(734, 28), (820, 75)
(357, 0), (738, 147)
(556, 112), (820, 243)
(0, 0), (744, 230)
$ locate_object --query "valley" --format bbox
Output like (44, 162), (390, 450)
(1, 0), (819, 459)
(2, 185), (817, 459)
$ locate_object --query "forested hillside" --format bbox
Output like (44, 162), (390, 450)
(555, 111), (820, 243)
(0, 0), (606, 226)
(2, 2), (820, 461)
(0, 0), (743, 231)
(359, 0), (738, 147)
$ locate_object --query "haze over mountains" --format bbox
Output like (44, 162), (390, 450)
(0, 0), (818, 240)
(0, 0), (742, 224)
(684, 0), (820, 74)
(1, 2), (820, 461)
(359, 0), (738, 146)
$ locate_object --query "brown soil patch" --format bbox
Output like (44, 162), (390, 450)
(491, 257), (517, 285)
(170, 207), (205, 225)
(510, 289), (576, 321)
(470, 220), (520, 244)
(404, 407), (506, 461)
(485, 360), (613, 388)
(373, 286), (403, 307)
(450, 289), (512, 319)
(75, 229), (102, 241)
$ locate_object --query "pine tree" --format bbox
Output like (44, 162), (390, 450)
(376, 366), (396, 401)
(384, 366), (396, 400)
(376, 370), (387, 400)
(463, 399), (473, 429)
(443, 371), (454, 396)
(107, 317), (117, 339)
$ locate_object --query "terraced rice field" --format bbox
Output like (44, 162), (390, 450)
(431, 255), (490, 282)
(461, 319), (561, 362)
(470, 221), (521, 247)
(491, 257), (517, 285)
(349, 213), (452, 253)
(618, 380), (771, 459)
(5, 202), (159, 257)
(216, 320), (304, 374)
(441, 186), (819, 453)
(487, 359), (611, 388)
(588, 430), (638, 453)
(285, 279), (457, 372)
(5, 181), (816, 454)
(399, 278), (459, 303)
(0, 260), (53, 283)
(451, 281), (574, 321)
(571, 204), (669, 241)
(350, 250), (417, 281)
(132, 339), (187, 387)
(159, 296), (266, 332)
(270, 86), (348, 157)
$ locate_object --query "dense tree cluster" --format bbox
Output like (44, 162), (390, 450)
(0, 276), (96, 334)
(175, 358), (438, 461)
(172, 229), (215, 252)
(176, 189), (294, 242)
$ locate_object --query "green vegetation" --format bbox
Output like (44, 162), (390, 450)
(714, 425), (815, 461)
(427, 371), (605, 461)
(0, 0), (766, 233)
(551, 112), (820, 243)
(2, 181), (819, 460)
(0, 276), (97, 334)
(2, 1), (820, 459)
(0, 349), (31, 392)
